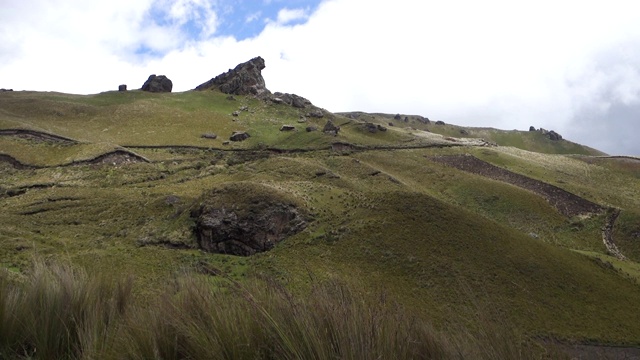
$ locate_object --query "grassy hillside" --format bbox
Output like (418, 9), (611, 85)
(2, 89), (640, 357)
(339, 112), (606, 156)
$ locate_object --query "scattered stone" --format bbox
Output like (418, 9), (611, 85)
(323, 120), (340, 136)
(118, 84), (127, 91)
(306, 126), (318, 132)
(280, 125), (296, 131)
(377, 125), (387, 132)
(201, 133), (217, 139)
(271, 97), (283, 104)
(297, 116), (307, 123)
(388, 122), (394, 126)
(165, 195), (181, 205)
(141, 75), (173, 92)
(460, 129), (469, 135)
(364, 123), (378, 133)
(528, 232), (539, 239)
(435, 120), (445, 125)
(195, 56), (269, 96)
(226, 95), (236, 101)
(308, 109), (324, 118)
(529, 126), (536, 131)
(0, 88), (14, 92)
(404, 116), (409, 122)
(232, 111), (240, 117)
(222, 141), (230, 145)
(230, 131), (250, 142)
(394, 114), (402, 120)
(239, 106), (248, 111)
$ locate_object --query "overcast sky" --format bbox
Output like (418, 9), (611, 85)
(1, 0), (639, 155)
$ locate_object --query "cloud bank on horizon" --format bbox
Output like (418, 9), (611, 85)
(1, 0), (640, 155)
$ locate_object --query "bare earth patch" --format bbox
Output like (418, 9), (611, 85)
(430, 154), (604, 217)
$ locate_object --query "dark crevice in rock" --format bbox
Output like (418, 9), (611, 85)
(192, 202), (307, 256)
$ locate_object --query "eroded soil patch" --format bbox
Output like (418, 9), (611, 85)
(430, 154), (604, 217)
(0, 129), (77, 144)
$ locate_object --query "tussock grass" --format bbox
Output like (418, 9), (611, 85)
(0, 260), (554, 359)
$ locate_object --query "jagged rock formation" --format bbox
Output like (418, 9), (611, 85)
(271, 92), (311, 108)
(141, 75), (172, 93)
(118, 85), (127, 91)
(539, 128), (563, 141)
(195, 56), (269, 96)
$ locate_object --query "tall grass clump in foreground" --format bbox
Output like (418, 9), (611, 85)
(0, 261), (133, 359)
(0, 261), (557, 359)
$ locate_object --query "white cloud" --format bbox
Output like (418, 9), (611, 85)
(2, 0), (640, 154)
(246, 11), (262, 23)
(275, 7), (308, 25)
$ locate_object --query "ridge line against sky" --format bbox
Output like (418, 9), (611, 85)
(1, 0), (640, 155)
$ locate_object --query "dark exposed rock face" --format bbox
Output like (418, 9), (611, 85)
(195, 56), (269, 96)
(323, 120), (340, 136)
(280, 125), (295, 131)
(548, 130), (562, 141)
(0, 89), (13, 92)
(435, 120), (445, 125)
(141, 75), (172, 92)
(307, 109), (324, 118)
(416, 116), (430, 124)
(364, 123), (378, 133)
(539, 128), (563, 141)
(118, 84), (127, 92)
(529, 126), (536, 131)
(271, 92), (311, 108)
(192, 202), (307, 256)
(394, 114), (402, 120)
(230, 131), (250, 141)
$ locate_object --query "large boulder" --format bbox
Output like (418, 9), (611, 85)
(230, 131), (250, 142)
(195, 56), (269, 96)
(323, 120), (340, 136)
(141, 75), (172, 92)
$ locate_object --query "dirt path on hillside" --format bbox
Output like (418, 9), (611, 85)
(0, 129), (78, 144)
(429, 154), (626, 260)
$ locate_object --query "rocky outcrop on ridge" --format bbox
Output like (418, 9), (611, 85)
(141, 75), (172, 92)
(271, 92), (311, 108)
(195, 56), (269, 96)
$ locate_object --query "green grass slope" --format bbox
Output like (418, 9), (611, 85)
(2, 89), (640, 352)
